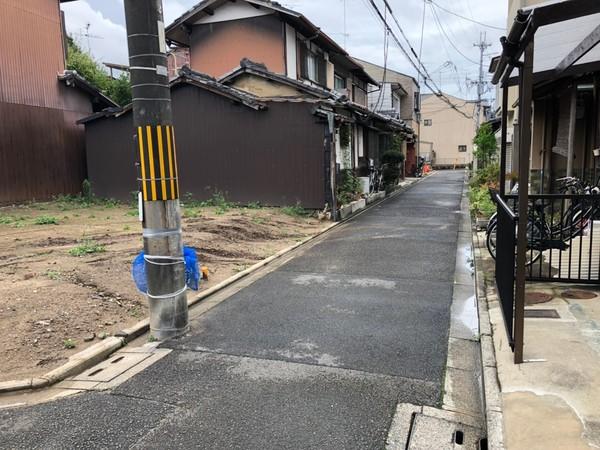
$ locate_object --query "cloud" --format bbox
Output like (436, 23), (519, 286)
(61, 1), (129, 65)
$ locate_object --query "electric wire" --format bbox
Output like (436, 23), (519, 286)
(428, 2), (480, 65)
(373, 5), (389, 112)
(428, 0), (505, 31)
(367, 0), (473, 119)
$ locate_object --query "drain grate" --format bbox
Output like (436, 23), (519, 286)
(71, 352), (151, 382)
(562, 289), (598, 300)
(454, 430), (464, 445)
(525, 292), (554, 305)
(525, 309), (560, 319)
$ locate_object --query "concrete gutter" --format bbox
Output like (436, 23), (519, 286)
(473, 229), (506, 449)
(0, 176), (427, 395)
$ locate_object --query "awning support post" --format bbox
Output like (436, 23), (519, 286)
(500, 85), (509, 196)
(514, 39), (535, 364)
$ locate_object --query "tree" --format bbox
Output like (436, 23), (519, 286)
(66, 37), (132, 106)
(473, 122), (497, 168)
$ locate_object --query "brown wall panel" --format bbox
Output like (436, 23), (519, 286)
(0, 102), (88, 202)
(84, 115), (138, 201)
(190, 15), (285, 78)
(84, 84), (326, 208)
(0, 0), (67, 109)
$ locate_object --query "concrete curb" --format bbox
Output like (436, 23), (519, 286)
(472, 229), (506, 449)
(0, 177), (428, 395)
(0, 337), (124, 394)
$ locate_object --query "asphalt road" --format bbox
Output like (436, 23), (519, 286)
(1, 171), (465, 449)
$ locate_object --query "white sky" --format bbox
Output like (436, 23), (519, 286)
(61, 0), (508, 102)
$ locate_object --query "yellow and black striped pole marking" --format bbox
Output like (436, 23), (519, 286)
(137, 125), (180, 201)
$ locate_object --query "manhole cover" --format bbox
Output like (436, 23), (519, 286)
(525, 292), (553, 305)
(562, 289), (598, 300)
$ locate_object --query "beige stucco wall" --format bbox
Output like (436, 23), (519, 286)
(230, 74), (307, 98)
(420, 94), (477, 166)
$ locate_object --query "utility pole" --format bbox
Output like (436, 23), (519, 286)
(473, 32), (492, 129)
(124, 0), (188, 340)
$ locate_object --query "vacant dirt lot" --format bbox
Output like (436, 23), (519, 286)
(0, 200), (326, 382)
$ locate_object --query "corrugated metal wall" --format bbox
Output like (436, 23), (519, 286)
(0, 102), (87, 201)
(84, 84), (327, 208)
(0, 0), (66, 109)
(0, 0), (94, 202)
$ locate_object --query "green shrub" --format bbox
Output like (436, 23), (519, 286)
(66, 37), (131, 106)
(34, 215), (59, 225)
(381, 149), (405, 166)
(381, 144), (405, 192)
(337, 169), (362, 205)
(382, 166), (401, 191)
(469, 185), (496, 218)
(470, 162), (500, 189)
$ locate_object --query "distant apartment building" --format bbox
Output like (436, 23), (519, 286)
(420, 94), (477, 168)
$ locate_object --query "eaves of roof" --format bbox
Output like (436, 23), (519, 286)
(175, 65), (266, 110)
(77, 66), (266, 124)
(58, 71), (119, 109)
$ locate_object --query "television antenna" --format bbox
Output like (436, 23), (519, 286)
(76, 23), (103, 55)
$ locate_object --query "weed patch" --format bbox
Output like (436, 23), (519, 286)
(34, 215), (59, 225)
(46, 270), (62, 280)
(0, 215), (27, 227)
(282, 203), (307, 217)
(69, 239), (105, 257)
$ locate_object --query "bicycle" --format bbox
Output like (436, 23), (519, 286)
(485, 177), (600, 265)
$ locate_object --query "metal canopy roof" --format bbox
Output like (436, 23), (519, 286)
(491, 0), (600, 86)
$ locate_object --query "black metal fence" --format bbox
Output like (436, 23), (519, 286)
(495, 194), (517, 348)
(506, 194), (600, 284)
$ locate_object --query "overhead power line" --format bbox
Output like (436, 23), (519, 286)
(428, 2), (480, 65)
(428, 0), (505, 31)
(367, 0), (473, 119)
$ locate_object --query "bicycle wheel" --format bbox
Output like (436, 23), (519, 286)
(487, 219), (543, 266)
(487, 213), (497, 233)
(486, 220), (497, 259)
(523, 220), (543, 266)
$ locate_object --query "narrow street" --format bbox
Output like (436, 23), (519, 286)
(1, 171), (470, 449)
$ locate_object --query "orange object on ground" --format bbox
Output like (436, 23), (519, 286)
(201, 266), (209, 281)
